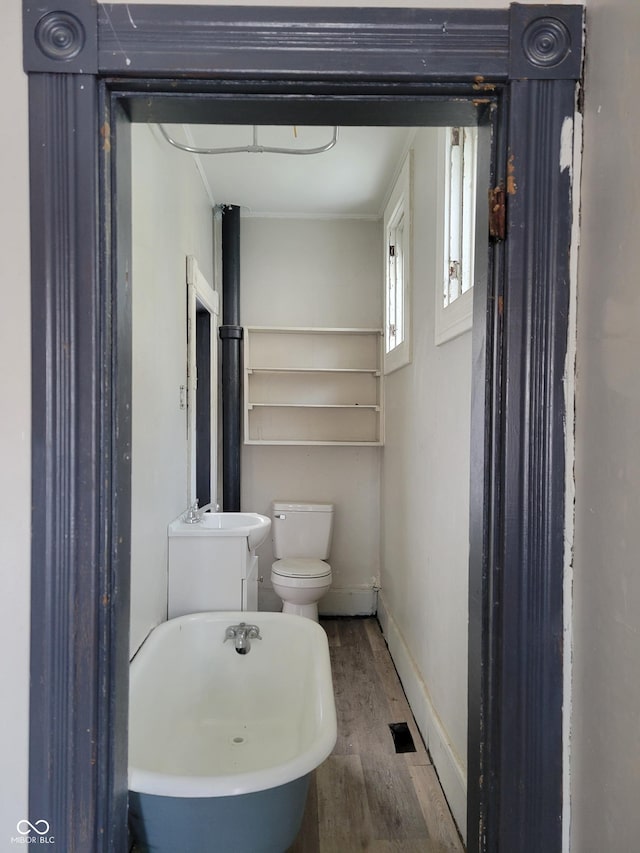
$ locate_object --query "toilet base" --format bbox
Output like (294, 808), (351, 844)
(282, 601), (319, 622)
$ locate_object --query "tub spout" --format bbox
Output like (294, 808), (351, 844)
(236, 638), (249, 655)
(224, 622), (262, 655)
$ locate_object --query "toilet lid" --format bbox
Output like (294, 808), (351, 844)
(272, 558), (331, 579)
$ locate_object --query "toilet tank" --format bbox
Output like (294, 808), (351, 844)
(272, 502), (334, 559)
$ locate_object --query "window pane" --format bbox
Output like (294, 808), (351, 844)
(394, 216), (405, 346)
(444, 126), (477, 306)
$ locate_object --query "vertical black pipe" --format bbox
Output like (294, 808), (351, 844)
(220, 205), (243, 511)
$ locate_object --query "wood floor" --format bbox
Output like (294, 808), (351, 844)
(288, 617), (465, 853)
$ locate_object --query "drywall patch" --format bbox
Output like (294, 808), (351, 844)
(562, 103), (582, 853)
(560, 116), (574, 177)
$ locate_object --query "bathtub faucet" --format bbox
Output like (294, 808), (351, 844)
(224, 622), (262, 655)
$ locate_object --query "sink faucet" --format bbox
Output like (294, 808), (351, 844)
(225, 622), (262, 655)
(184, 500), (201, 524)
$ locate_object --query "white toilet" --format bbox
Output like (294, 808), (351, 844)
(270, 501), (334, 621)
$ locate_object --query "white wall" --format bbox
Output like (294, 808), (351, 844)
(378, 127), (471, 835)
(0, 1), (31, 842)
(240, 217), (382, 613)
(130, 125), (214, 655)
(571, 1), (640, 850)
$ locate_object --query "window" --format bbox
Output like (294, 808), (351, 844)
(435, 126), (478, 345)
(384, 152), (412, 373)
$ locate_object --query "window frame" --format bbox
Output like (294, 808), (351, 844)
(435, 126), (478, 346)
(383, 151), (412, 374)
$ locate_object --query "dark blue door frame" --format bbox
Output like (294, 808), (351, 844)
(24, 3), (583, 850)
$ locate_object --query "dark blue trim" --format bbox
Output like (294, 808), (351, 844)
(97, 5), (511, 81)
(494, 77), (575, 851)
(28, 71), (105, 849)
(23, 0), (97, 73)
(509, 4), (583, 79)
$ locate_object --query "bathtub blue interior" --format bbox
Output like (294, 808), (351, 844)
(129, 774), (311, 853)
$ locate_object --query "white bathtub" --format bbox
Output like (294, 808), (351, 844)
(128, 611), (337, 853)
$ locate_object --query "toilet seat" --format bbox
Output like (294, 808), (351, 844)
(272, 557), (331, 580)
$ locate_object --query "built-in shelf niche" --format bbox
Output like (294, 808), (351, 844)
(244, 326), (384, 445)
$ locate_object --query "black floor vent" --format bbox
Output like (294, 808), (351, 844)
(388, 722), (417, 753)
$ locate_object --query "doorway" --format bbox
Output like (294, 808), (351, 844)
(25, 5), (582, 851)
(130, 120), (479, 838)
(186, 255), (219, 510)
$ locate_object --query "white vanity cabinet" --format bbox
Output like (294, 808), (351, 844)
(168, 535), (260, 618)
(244, 326), (384, 445)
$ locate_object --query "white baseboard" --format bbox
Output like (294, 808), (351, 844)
(377, 593), (467, 842)
(320, 586), (378, 616)
(259, 585), (378, 617)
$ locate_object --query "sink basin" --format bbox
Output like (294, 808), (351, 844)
(168, 511), (271, 550)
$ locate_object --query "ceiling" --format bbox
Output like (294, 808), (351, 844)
(161, 124), (416, 218)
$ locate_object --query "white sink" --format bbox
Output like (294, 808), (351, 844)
(168, 511), (271, 550)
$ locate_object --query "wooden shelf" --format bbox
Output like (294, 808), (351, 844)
(244, 326), (384, 446)
(248, 367), (381, 375)
(248, 403), (380, 410)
